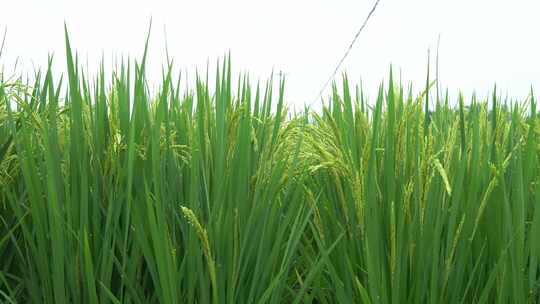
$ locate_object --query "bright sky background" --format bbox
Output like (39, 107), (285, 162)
(1, 0), (539, 107)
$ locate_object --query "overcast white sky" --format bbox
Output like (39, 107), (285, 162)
(1, 0), (539, 106)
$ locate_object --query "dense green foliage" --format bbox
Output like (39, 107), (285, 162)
(1, 30), (540, 303)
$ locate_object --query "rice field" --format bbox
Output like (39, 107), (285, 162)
(1, 30), (540, 303)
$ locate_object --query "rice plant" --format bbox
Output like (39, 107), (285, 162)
(0, 29), (539, 303)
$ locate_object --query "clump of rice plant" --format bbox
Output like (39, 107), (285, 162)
(0, 29), (539, 303)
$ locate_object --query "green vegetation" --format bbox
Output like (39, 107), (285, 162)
(1, 29), (540, 303)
